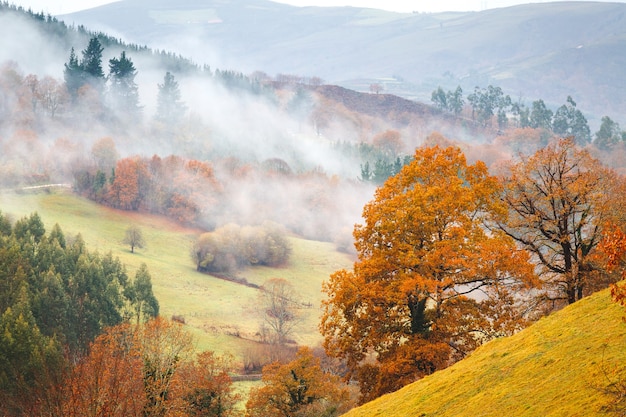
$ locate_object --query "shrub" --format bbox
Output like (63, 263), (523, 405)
(192, 222), (291, 273)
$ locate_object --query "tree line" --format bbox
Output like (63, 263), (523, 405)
(0, 211), (159, 414)
(432, 84), (625, 148)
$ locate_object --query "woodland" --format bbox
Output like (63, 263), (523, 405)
(1, 2), (626, 416)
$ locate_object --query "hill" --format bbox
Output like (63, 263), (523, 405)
(0, 188), (353, 357)
(63, 0), (626, 123)
(343, 288), (626, 417)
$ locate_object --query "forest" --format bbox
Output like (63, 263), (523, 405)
(1, 2), (626, 416)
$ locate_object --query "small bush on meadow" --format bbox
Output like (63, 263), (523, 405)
(192, 221), (291, 273)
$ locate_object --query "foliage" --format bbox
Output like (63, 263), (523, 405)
(170, 351), (241, 417)
(156, 71), (187, 125)
(431, 85), (463, 116)
(246, 346), (353, 417)
(108, 51), (141, 118)
(0, 211), (158, 415)
(57, 318), (238, 417)
(498, 137), (617, 308)
(192, 222), (291, 274)
(126, 263), (159, 323)
(595, 116), (625, 150)
(61, 323), (146, 417)
(139, 316), (195, 417)
(529, 99), (553, 130)
(321, 144), (537, 403)
(123, 225), (146, 253)
(75, 155), (219, 225)
(552, 96), (591, 145)
(467, 85), (511, 127)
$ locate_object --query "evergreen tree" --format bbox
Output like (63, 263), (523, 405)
(155, 71), (186, 125)
(125, 263), (159, 324)
(63, 47), (83, 99)
(80, 36), (105, 94)
(553, 96), (591, 145)
(529, 99), (553, 130)
(594, 116), (623, 150)
(108, 51), (141, 118)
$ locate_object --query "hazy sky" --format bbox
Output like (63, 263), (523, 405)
(13, 0), (626, 15)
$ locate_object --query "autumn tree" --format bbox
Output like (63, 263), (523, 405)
(599, 227), (626, 312)
(139, 316), (194, 417)
(498, 137), (616, 307)
(246, 346), (353, 417)
(109, 157), (149, 210)
(61, 323), (146, 417)
(170, 351), (240, 417)
(320, 145), (536, 402)
(123, 225), (145, 253)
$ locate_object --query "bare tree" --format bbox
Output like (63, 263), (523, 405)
(369, 83), (383, 94)
(259, 278), (300, 345)
(123, 225), (145, 253)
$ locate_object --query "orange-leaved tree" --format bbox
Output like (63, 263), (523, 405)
(245, 346), (353, 417)
(61, 323), (146, 417)
(598, 226), (626, 312)
(320, 145), (537, 403)
(169, 351), (240, 417)
(498, 137), (617, 308)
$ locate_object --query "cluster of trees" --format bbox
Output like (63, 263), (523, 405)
(63, 36), (187, 125)
(74, 152), (220, 225)
(0, 211), (159, 415)
(321, 138), (624, 403)
(432, 84), (625, 148)
(192, 222), (291, 274)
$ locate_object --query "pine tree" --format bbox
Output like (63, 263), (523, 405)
(155, 71), (186, 125)
(63, 47), (83, 99)
(108, 51), (141, 118)
(80, 36), (105, 94)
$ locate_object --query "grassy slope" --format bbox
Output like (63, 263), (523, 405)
(344, 289), (626, 417)
(0, 189), (353, 357)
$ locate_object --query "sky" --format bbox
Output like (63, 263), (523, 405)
(13, 0), (626, 15)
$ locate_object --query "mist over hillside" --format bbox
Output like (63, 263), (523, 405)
(62, 0), (626, 125)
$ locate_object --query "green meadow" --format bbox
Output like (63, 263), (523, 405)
(0, 188), (354, 358)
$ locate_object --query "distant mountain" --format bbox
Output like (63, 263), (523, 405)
(63, 0), (626, 124)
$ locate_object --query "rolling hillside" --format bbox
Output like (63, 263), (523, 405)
(63, 0), (626, 122)
(0, 188), (353, 356)
(343, 288), (626, 417)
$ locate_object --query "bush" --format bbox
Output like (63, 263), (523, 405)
(192, 222), (291, 273)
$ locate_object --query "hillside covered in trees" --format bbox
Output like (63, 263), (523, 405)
(1, 2), (626, 416)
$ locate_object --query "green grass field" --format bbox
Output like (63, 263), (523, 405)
(0, 188), (354, 360)
(343, 288), (626, 417)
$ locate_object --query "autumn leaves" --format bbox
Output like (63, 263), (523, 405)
(320, 138), (621, 403)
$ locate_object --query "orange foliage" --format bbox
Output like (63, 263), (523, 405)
(246, 346), (353, 417)
(598, 227), (626, 313)
(169, 351), (241, 417)
(321, 144), (537, 402)
(108, 157), (148, 210)
(61, 323), (145, 417)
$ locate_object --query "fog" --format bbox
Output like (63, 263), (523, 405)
(0, 8), (383, 245)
